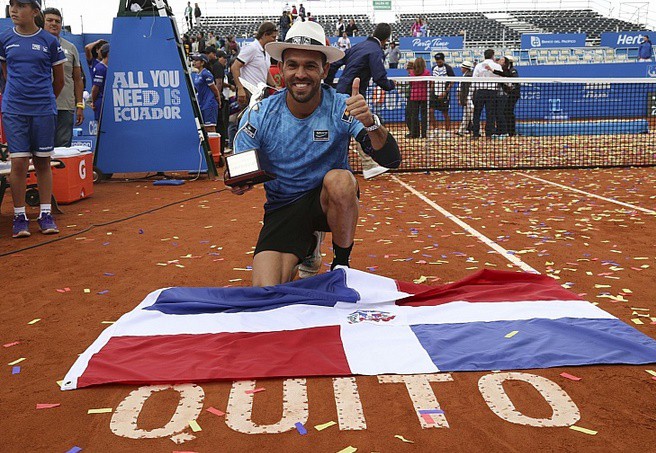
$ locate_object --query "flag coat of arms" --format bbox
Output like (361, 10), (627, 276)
(62, 269), (656, 390)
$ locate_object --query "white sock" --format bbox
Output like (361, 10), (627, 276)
(14, 206), (26, 217)
(39, 204), (52, 218)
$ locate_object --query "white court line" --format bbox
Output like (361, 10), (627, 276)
(517, 172), (656, 216)
(390, 175), (539, 274)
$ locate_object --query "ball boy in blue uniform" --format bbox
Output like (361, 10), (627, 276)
(0, 0), (66, 237)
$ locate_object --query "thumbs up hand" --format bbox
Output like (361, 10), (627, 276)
(345, 77), (374, 128)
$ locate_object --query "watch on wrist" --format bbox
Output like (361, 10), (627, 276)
(364, 114), (381, 132)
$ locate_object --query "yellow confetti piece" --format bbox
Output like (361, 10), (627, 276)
(645, 370), (656, 377)
(189, 420), (202, 432)
(413, 276), (428, 284)
(569, 425), (597, 435)
(8, 357), (26, 366)
(83, 288), (91, 294)
(28, 318), (41, 325)
(314, 421), (337, 431)
(505, 331), (519, 339)
(631, 318), (644, 325)
(228, 278), (242, 283)
(394, 435), (415, 443)
(101, 321), (115, 324)
(336, 447), (357, 453)
(622, 289), (633, 294)
(87, 408), (113, 414)
(56, 380), (63, 387)
(594, 284), (611, 288)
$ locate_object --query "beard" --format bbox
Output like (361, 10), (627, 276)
(287, 78), (322, 104)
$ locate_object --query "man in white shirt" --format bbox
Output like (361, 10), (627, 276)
(471, 48), (502, 139)
(228, 22), (278, 148)
(337, 32), (351, 51)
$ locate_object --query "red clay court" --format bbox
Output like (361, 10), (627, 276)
(2, 167), (655, 452)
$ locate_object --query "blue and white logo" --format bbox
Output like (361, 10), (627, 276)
(647, 65), (656, 78)
(531, 36), (541, 48)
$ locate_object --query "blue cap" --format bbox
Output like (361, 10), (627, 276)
(191, 53), (208, 63)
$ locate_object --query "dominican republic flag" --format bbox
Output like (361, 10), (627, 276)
(62, 269), (656, 390)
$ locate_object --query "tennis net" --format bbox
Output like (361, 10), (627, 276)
(349, 77), (656, 171)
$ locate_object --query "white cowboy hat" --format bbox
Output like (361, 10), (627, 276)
(266, 21), (344, 64)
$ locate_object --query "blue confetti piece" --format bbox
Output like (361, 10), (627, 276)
(102, 242), (110, 246)
(65, 447), (82, 453)
(418, 409), (444, 415)
(12, 366), (20, 375)
(103, 273), (114, 277)
(138, 229), (144, 234)
(294, 422), (307, 435)
(97, 290), (109, 295)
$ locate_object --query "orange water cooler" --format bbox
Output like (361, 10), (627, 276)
(26, 148), (94, 204)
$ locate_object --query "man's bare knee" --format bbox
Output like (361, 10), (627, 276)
(322, 170), (357, 201)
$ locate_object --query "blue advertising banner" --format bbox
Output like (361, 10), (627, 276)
(96, 17), (209, 174)
(399, 36), (464, 51)
(600, 32), (647, 48)
(521, 33), (586, 49)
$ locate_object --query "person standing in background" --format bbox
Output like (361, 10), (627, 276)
(91, 43), (109, 124)
(387, 41), (400, 68)
(325, 23), (396, 179)
(194, 2), (202, 26)
(1, 0), (65, 238)
(406, 57), (430, 139)
(345, 18), (359, 37)
(456, 60), (474, 136)
(638, 35), (653, 62)
(191, 53), (221, 133)
(335, 17), (346, 36)
(337, 32), (351, 51)
(429, 52), (454, 136)
(184, 1), (193, 29)
(279, 8), (292, 41)
(43, 7), (84, 147)
(471, 48), (502, 139)
(298, 3), (305, 19)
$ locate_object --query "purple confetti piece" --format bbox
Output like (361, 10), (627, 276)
(12, 366), (20, 375)
(65, 447), (82, 453)
(138, 229), (144, 234)
(418, 409), (444, 415)
(103, 273), (114, 277)
(97, 290), (109, 295)
(294, 422), (307, 435)
(102, 242), (110, 246)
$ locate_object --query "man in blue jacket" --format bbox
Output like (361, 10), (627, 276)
(325, 23), (396, 179)
(638, 35), (653, 62)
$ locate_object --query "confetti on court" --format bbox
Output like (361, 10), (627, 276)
(27, 318), (41, 325)
(560, 372), (582, 381)
(188, 420), (202, 432)
(295, 422), (308, 435)
(569, 425), (597, 435)
(3, 341), (19, 348)
(206, 407), (225, 417)
(315, 421), (337, 431)
(87, 408), (113, 414)
(36, 403), (60, 409)
(65, 447), (82, 453)
(336, 446), (357, 453)
(8, 358), (25, 366)
(394, 435), (415, 443)
(245, 387), (266, 395)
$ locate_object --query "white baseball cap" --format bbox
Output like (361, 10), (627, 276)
(266, 21), (344, 63)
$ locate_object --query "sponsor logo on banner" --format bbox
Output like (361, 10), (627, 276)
(521, 33), (586, 49)
(647, 65), (656, 78)
(399, 36), (464, 51)
(600, 32), (646, 48)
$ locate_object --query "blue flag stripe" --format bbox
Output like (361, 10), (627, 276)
(411, 318), (656, 372)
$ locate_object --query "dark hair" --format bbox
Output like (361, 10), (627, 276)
(256, 22), (278, 39)
(373, 23), (391, 42)
(484, 48), (495, 60)
(434, 52), (445, 60)
(43, 7), (61, 18)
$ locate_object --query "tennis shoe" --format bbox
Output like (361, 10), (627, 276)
(37, 213), (59, 235)
(298, 231), (325, 279)
(363, 166), (389, 179)
(12, 214), (30, 238)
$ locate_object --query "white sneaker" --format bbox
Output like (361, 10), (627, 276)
(363, 166), (389, 180)
(298, 231), (325, 279)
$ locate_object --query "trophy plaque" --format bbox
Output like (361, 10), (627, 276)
(224, 149), (275, 187)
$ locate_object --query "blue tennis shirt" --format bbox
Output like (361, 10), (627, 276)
(192, 68), (218, 112)
(234, 85), (365, 212)
(0, 27), (66, 116)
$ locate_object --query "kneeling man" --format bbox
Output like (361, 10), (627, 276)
(232, 21), (401, 286)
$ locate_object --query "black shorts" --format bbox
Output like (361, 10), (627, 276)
(430, 92), (450, 112)
(255, 187), (331, 262)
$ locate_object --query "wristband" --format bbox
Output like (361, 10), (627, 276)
(76, 103), (85, 109)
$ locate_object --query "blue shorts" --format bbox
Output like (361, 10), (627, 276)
(201, 106), (217, 127)
(3, 113), (56, 158)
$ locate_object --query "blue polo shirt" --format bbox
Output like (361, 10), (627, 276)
(234, 85), (365, 212)
(192, 68), (218, 111)
(0, 27), (66, 116)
